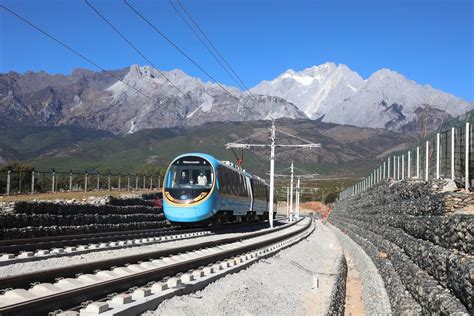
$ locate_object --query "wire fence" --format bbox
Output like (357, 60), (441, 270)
(339, 120), (473, 200)
(0, 169), (162, 196)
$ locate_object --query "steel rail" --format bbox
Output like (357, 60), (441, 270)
(0, 218), (311, 315)
(0, 219), (297, 290)
(0, 226), (187, 254)
(0, 219), (280, 254)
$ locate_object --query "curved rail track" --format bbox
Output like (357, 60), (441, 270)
(0, 217), (312, 315)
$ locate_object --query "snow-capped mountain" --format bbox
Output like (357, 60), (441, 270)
(0, 65), (306, 134)
(251, 62), (473, 131)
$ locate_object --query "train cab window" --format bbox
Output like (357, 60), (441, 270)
(166, 156), (213, 188)
(165, 156), (214, 203)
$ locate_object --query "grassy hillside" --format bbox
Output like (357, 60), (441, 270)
(0, 125), (112, 159)
(15, 119), (415, 178)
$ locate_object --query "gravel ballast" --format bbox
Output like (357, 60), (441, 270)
(146, 221), (346, 315)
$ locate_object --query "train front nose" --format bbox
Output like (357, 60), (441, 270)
(163, 198), (214, 222)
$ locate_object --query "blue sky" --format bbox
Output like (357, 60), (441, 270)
(1, 0), (473, 100)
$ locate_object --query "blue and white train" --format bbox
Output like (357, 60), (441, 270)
(163, 153), (276, 224)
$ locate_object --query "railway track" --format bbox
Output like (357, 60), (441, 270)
(0, 217), (313, 315)
(0, 221), (283, 267)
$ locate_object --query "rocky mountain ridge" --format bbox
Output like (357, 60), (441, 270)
(1, 63), (472, 134)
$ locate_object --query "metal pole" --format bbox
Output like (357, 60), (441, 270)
(451, 127), (455, 180)
(436, 132), (440, 179)
(268, 121), (275, 228)
(150, 176), (153, 189)
(97, 172), (100, 191)
(127, 174), (130, 191)
(69, 171), (73, 192)
(143, 175), (146, 190)
(397, 156), (400, 180)
(295, 177), (300, 220)
(408, 151), (411, 178)
(465, 122), (470, 190)
(286, 187), (289, 217)
(158, 176), (161, 189)
(289, 161), (294, 222)
(51, 170), (56, 193)
(402, 155), (405, 180)
(118, 174), (121, 190)
(383, 161), (386, 179)
(6, 170), (10, 195)
(135, 175), (139, 190)
(417, 146), (420, 178)
(425, 141), (429, 181)
(108, 174), (111, 191)
(31, 170), (35, 195)
(84, 172), (88, 192)
(388, 157), (391, 178)
(393, 156), (396, 179)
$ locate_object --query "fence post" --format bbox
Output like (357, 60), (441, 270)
(127, 174), (130, 191)
(393, 156), (396, 179)
(465, 122), (470, 190)
(108, 174), (111, 191)
(158, 176), (161, 189)
(84, 172), (88, 192)
(416, 146), (420, 178)
(150, 176), (153, 189)
(408, 151), (411, 178)
(387, 158), (390, 178)
(51, 169), (56, 193)
(30, 170), (35, 195)
(69, 171), (73, 192)
(118, 174), (122, 190)
(6, 169), (10, 195)
(97, 172), (100, 191)
(451, 127), (455, 180)
(135, 175), (139, 190)
(436, 132), (440, 179)
(397, 156), (400, 180)
(402, 155), (405, 180)
(143, 175), (146, 190)
(383, 161), (386, 179)
(425, 141), (429, 181)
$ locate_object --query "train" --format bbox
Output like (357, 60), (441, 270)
(162, 153), (276, 224)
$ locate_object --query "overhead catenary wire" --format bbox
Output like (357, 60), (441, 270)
(123, 0), (240, 101)
(169, 0), (258, 102)
(84, 0), (186, 96)
(0, 4), (162, 103)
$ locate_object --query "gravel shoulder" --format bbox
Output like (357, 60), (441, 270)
(146, 220), (344, 316)
(328, 223), (392, 314)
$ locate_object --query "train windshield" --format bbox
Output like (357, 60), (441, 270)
(165, 156), (214, 202)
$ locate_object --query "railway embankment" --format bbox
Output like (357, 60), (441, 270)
(0, 193), (165, 239)
(329, 179), (473, 314)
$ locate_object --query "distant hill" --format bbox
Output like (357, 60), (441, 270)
(1, 119), (415, 177)
(0, 125), (112, 161)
